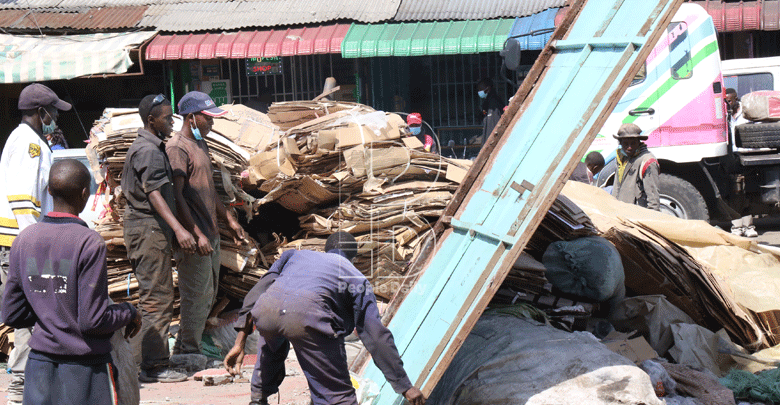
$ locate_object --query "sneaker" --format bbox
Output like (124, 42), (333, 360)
(139, 367), (188, 383)
(744, 226), (759, 238)
(731, 227), (745, 237)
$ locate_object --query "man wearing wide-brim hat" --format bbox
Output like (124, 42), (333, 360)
(611, 123), (660, 211)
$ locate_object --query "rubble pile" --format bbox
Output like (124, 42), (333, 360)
(87, 108), (264, 303)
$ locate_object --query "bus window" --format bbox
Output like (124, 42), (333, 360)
(668, 22), (692, 80)
(723, 73), (774, 97)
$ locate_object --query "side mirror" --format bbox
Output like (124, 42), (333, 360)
(500, 38), (521, 71)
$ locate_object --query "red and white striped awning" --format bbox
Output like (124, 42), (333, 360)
(145, 24), (350, 60)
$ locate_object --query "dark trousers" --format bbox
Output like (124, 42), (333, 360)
(251, 295), (357, 405)
(124, 222), (174, 370)
(24, 350), (118, 405)
(253, 333), (357, 405)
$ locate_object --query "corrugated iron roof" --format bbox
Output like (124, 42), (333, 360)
(146, 24), (350, 59)
(139, 0), (401, 31)
(0, 0), (568, 32)
(394, 0), (567, 21)
(342, 19), (515, 58)
(0, 0), (211, 8)
(0, 6), (147, 30)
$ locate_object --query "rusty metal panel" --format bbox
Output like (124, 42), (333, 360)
(139, 0), (401, 32)
(0, 6), (146, 29)
(358, 0), (685, 402)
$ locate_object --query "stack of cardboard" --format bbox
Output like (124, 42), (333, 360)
(87, 108), (264, 304)
(267, 100), (373, 131)
(244, 103), (471, 299)
(562, 181), (780, 350)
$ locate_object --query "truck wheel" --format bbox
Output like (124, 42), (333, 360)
(658, 174), (709, 221)
(736, 122), (780, 148)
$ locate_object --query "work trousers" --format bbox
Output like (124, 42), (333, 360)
(251, 292), (357, 405)
(24, 350), (118, 405)
(124, 222), (174, 370)
(2, 246), (30, 403)
(173, 237), (220, 354)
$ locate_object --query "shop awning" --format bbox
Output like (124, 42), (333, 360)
(145, 24), (350, 60)
(341, 18), (515, 58)
(0, 31), (156, 84)
(508, 8), (558, 51)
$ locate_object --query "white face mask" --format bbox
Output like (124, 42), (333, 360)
(478, 90), (487, 99)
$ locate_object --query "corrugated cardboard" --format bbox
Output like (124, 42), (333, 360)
(604, 335), (659, 364)
(249, 150), (295, 181)
(446, 163), (468, 184)
(319, 115), (404, 150)
(275, 176), (337, 214)
(402, 136), (424, 149)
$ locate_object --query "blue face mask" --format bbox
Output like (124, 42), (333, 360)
(41, 109), (56, 135)
(410, 126), (422, 135)
(191, 124), (203, 141)
(478, 90), (487, 99)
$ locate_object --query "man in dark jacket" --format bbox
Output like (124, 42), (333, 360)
(2, 158), (141, 404)
(224, 232), (425, 405)
(612, 123), (660, 210)
(476, 78), (505, 143)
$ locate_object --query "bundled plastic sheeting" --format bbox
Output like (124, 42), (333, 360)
(428, 312), (662, 405)
(741, 91), (780, 122)
(542, 236), (625, 302)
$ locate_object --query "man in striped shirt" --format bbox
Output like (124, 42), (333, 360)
(0, 83), (71, 404)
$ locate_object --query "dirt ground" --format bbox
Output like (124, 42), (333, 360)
(0, 352), (311, 405)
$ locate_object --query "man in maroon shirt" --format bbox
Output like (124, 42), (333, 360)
(168, 91), (245, 364)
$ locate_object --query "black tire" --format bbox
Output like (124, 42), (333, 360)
(595, 158), (617, 187)
(658, 174), (709, 221)
(736, 122), (780, 148)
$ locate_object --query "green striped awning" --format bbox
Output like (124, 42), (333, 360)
(0, 31), (156, 84)
(341, 19), (515, 58)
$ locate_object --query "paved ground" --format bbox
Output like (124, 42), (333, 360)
(713, 215), (780, 247)
(0, 352), (311, 405)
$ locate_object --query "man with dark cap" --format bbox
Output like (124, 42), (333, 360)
(121, 94), (194, 383)
(167, 91), (245, 366)
(224, 231), (425, 405)
(2, 158), (141, 405)
(0, 82), (71, 404)
(612, 123), (660, 210)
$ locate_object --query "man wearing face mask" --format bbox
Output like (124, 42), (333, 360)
(611, 123), (660, 211)
(476, 78), (505, 144)
(0, 83), (71, 404)
(406, 113), (437, 154)
(167, 91), (246, 366)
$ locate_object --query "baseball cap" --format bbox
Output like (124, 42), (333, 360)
(178, 91), (227, 117)
(407, 112), (422, 126)
(18, 83), (72, 111)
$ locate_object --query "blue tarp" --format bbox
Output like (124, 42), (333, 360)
(508, 8), (559, 50)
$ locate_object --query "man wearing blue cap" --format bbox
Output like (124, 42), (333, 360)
(168, 92), (245, 365)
